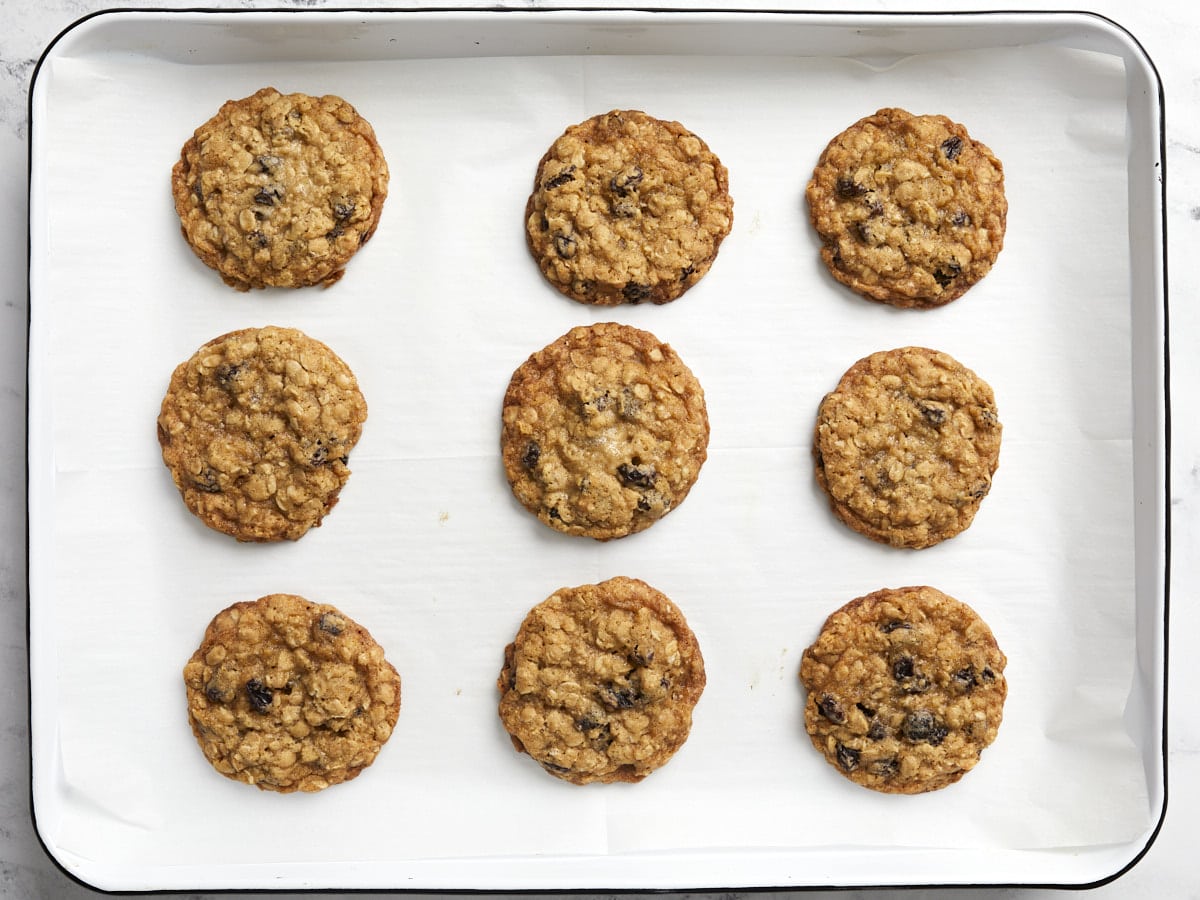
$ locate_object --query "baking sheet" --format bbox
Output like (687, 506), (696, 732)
(26, 9), (1167, 893)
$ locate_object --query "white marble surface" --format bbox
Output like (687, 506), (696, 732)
(1, 0), (1195, 897)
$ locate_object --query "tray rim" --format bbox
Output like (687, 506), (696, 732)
(24, 5), (1170, 894)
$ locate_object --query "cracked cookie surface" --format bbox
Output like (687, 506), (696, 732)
(183, 593), (401, 793)
(501, 322), (709, 540)
(172, 87), (388, 290)
(157, 326), (368, 542)
(497, 576), (706, 785)
(813, 346), (1001, 549)
(799, 586), (1007, 794)
(525, 109), (733, 305)
(806, 108), (1006, 308)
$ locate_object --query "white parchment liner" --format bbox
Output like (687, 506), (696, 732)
(30, 22), (1152, 884)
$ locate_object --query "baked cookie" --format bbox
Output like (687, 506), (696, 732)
(157, 326), (368, 542)
(183, 593), (401, 793)
(813, 346), (1001, 549)
(799, 586), (1007, 794)
(525, 109), (733, 305)
(501, 322), (709, 540)
(497, 576), (706, 784)
(172, 87), (388, 290)
(806, 108), (1006, 308)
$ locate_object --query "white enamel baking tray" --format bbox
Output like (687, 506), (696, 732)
(26, 8), (1167, 893)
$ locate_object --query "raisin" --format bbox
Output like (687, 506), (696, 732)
(254, 186), (284, 206)
(953, 667), (977, 691)
(600, 683), (641, 710)
(247, 230), (269, 249)
(835, 743), (860, 771)
(892, 655), (931, 694)
(880, 621), (911, 634)
(214, 362), (242, 388)
(980, 667), (996, 683)
(553, 233), (576, 259)
(577, 714), (603, 732)
(256, 154), (282, 173)
(854, 221), (873, 243)
(245, 679), (273, 713)
(589, 723), (613, 751)
(205, 683), (230, 704)
(680, 264), (696, 281)
(540, 760), (571, 774)
(548, 507), (562, 520)
(317, 613), (344, 636)
(520, 441), (540, 470)
(902, 709), (948, 745)
(617, 462), (656, 489)
(868, 199), (885, 218)
(933, 263), (961, 287)
(326, 225), (345, 240)
(918, 402), (947, 427)
(836, 178), (867, 198)
(543, 165), (576, 190)
(192, 468), (221, 494)
(941, 135), (964, 161)
(818, 694), (846, 724)
(310, 441), (329, 466)
(867, 720), (887, 741)
(610, 166), (643, 197)
(622, 282), (651, 304)
(629, 644), (655, 665)
(856, 702), (876, 719)
(582, 393), (612, 416)
(617, 387), (641, 418)
(333, 201), (355, 221)
(869, 757), (899, 777)
(951, 210), (971, 227)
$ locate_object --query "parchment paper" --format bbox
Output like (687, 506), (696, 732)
(29, 22), (1154, 886)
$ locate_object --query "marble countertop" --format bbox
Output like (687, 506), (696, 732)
(2, 0), (1195, 897)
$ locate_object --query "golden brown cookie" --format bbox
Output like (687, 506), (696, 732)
(183, 593), (401, 793)
(497, 576), (706, 785)
(525, 109), (733, 305)
(813, 346), (1001, 549)
(806, 108), (1006, 308)
(799, 586), (1007, 794)
(171, 87), (388, 290)
(157, 326), (368, 542)
(500, 322), (709, 540)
